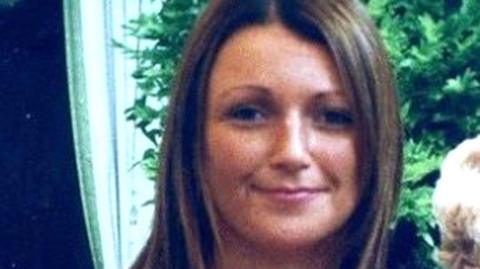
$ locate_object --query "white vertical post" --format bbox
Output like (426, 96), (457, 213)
(65, 0), (160, 268)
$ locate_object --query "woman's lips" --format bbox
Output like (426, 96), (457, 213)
(251, 185), (329, 203)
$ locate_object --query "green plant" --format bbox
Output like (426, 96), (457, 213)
(116, 0), (208, 178)
(364, 0), (480, 267)
(121, 0), (480, 267)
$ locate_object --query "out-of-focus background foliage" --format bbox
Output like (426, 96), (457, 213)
(118, 0), (480, 268)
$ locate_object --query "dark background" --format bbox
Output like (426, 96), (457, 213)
(0, 0), (94, 268)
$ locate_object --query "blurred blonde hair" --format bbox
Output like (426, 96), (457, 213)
(433, 135), (480, 268)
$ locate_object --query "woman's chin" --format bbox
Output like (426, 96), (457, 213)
(222, 218), (339, 254)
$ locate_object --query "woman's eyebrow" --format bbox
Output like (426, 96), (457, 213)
(312, 90), (346, 99)
(218, 85), (344, 97)
(217, 84), (272, 99)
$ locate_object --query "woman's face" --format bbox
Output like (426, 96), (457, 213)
(204, 23), (360, 253)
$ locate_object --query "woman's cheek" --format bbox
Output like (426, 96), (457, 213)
(207, 125), (270, 182)
(312, 134), (357, 172)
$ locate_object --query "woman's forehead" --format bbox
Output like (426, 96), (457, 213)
(208, 22), (344, 100)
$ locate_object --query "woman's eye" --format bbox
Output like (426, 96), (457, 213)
(226, 105), (265, 123)
(314, 109), (354, 129)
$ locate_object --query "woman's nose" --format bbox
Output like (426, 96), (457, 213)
(269, 115), (311, 173)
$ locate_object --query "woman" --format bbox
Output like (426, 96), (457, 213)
(131, 0), (403, 268)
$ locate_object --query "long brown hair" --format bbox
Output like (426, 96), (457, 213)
(131, 1), (403, 268)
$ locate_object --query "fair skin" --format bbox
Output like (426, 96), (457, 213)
(204, 22), (360, 269)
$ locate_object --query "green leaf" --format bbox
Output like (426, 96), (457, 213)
(419, 14), (442, 43)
